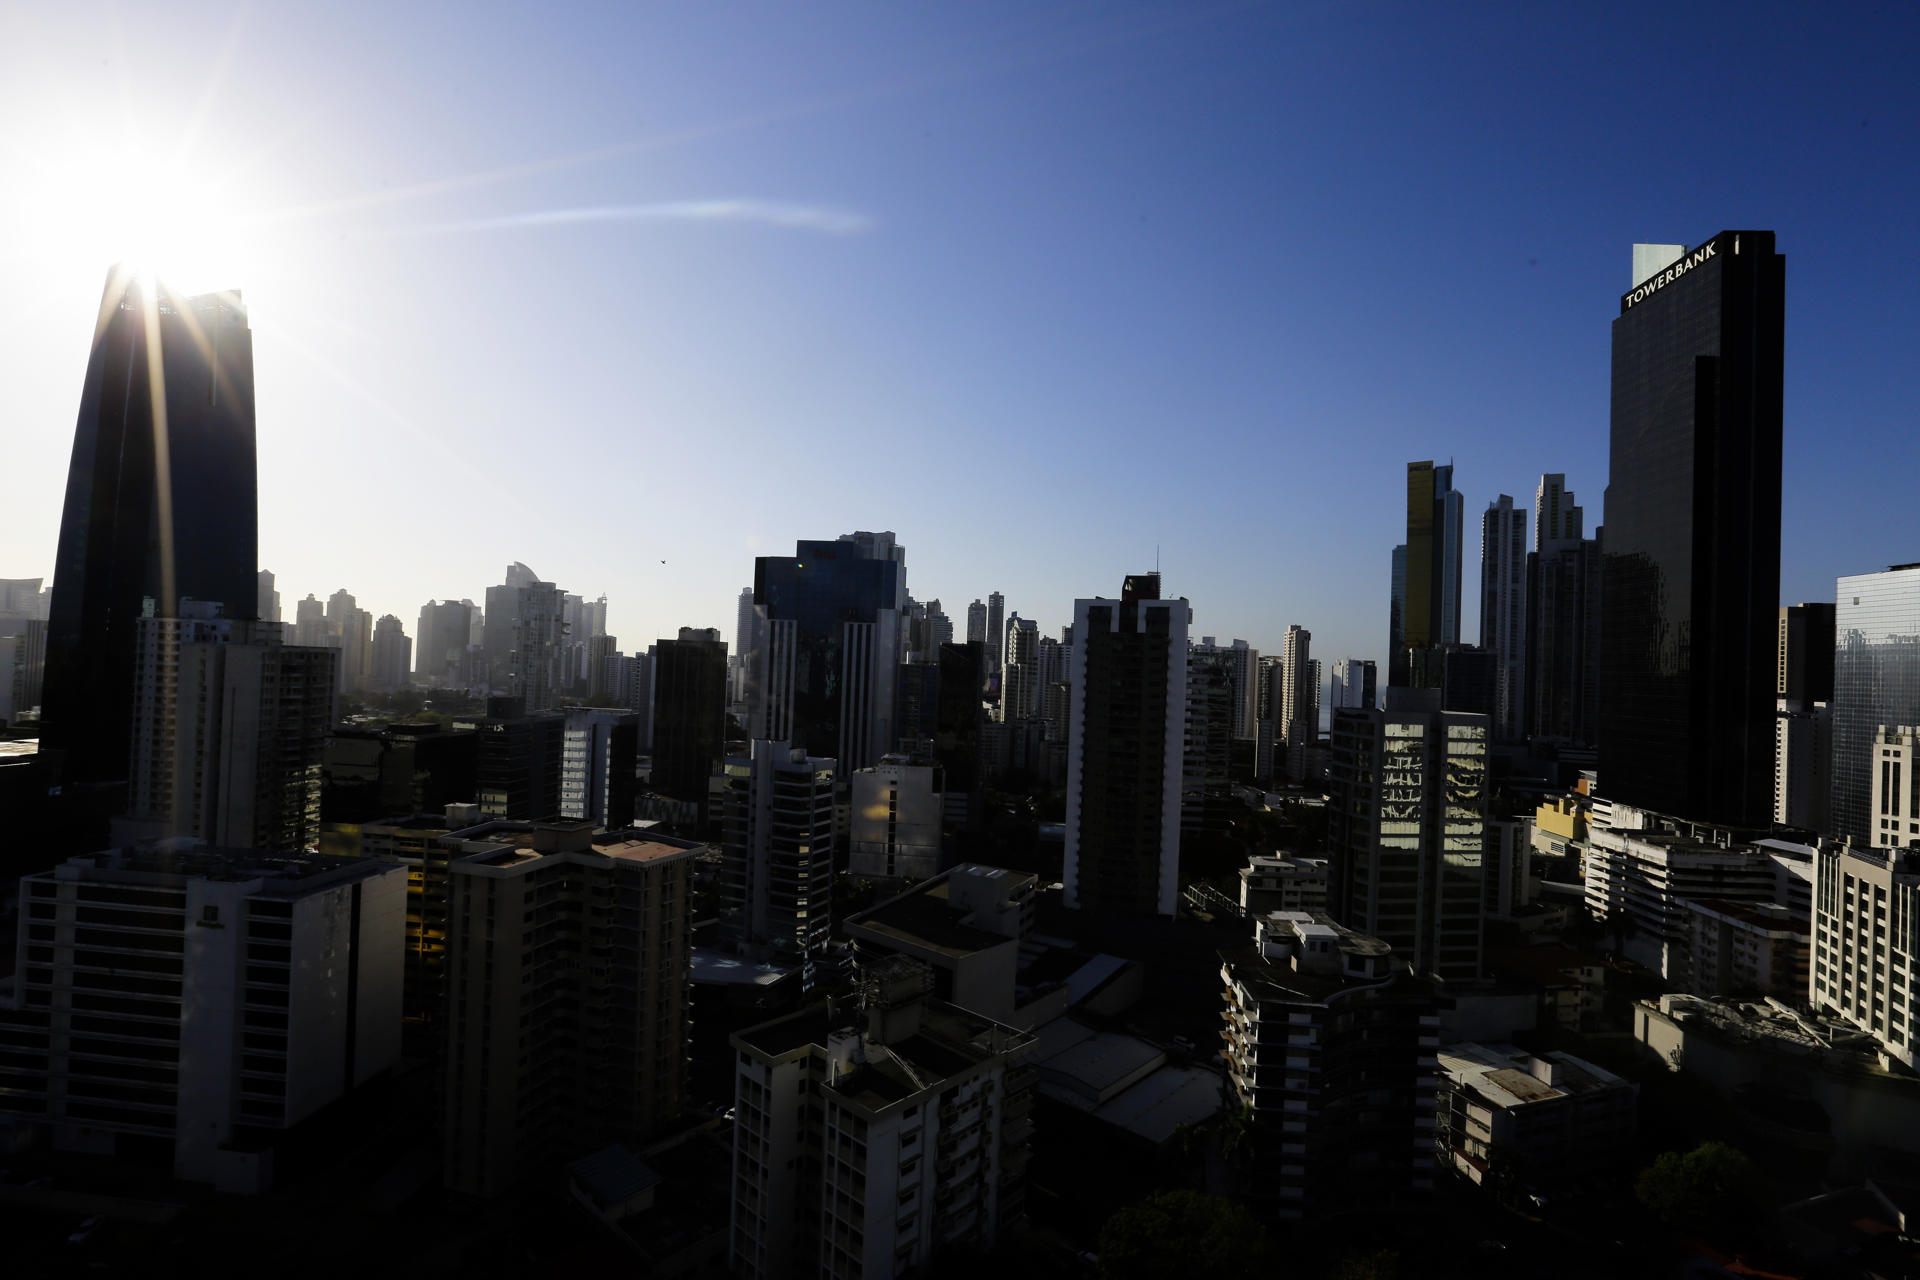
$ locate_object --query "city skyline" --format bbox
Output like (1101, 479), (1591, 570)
(5, 4), (1919, 671)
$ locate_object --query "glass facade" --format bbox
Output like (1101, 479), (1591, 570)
(43, 277), (258, 788)
(1600, 231), (1783, 826)
(1831, 567), (1920, 841)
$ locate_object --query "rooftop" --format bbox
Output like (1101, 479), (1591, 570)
(568, 1144), (662, 1211)
(1688, 897), (1810, 935)
(1438, 1042), (1631, 1108)
(846, 867), (1031, 959)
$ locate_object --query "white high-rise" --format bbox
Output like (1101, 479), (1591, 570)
(1001, 614), (1040, 722)
(1280, 624), (1316, 783)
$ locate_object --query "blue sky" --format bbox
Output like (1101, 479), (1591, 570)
(4, 1), (1917, 675)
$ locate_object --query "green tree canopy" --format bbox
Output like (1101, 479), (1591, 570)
(1097, 1190), (1270, 1280)
(1634, 1140), (1768, 1235)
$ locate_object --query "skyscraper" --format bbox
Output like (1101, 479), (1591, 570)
(1329, 658), (1377, 712)
(1001, 614), (1039, 723)
(484, 570), (566, 711)
(559, 707), (640, 826)
(749, 537), (904, 771)
(1524, 474), (1602, 745)
(1064, 573), (1189, 918)
(966, 598), (987, 647)
(1479, 494), (1527, 741)
(370, 614), (411, 693)
(1600, 231), (1784, 827)
(650, 626), (729, 818)
(1280, 625), (1316, 783)
(1391, 461), (1462, 688)
(986, 591), (1006, 675)
(1328, 689), (1489, 983)
(1831, 566), (1920, 842)
(415, 599), (475, 689)
(721, 740), (837, 983)
(42, 273), (258, 791)
(257, 569), (280, 624)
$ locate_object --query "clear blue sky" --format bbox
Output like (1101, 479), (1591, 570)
(4, 1), (1917, 676)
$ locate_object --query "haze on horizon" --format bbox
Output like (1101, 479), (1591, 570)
(3, 1), (1917, 671)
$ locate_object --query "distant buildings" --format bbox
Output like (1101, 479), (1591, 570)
(484, 566), (566, 711)
(1220, 911), (1441, 1219)
(416, 599), (477, 689)
(1279, 624), (1315, 782)
(1525, 473), (1600, 746)
(1600, 231), (1784, 828)
(1390, 460), (1463, 689)
(370, 614), (411, 693)
(1064, 574), (1189, 918)
(442, 823), (698, 1196)
(1000, 614), (1039, 723)
(728, 956), (1035, 1277)
(1327, 689), (1489, 983)
(650, 627), (729, 819)
(4, 843), (403, 1191)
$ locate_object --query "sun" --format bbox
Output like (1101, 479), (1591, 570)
(16, 134), (266, 299)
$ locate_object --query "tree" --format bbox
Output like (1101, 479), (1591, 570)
(1634, 1140), (1768, 1236)
(1097, 1191), (1269, 1280)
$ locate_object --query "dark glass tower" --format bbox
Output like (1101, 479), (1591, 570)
(1389, 462), (1462, 688)
(1600, 232), (1784, 826)
(42, 271), (258, 790)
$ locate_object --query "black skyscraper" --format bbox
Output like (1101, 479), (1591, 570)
(42, 271), (258, 790)
(650, 628), (729, 818)
(1600, 232), (1784, 827)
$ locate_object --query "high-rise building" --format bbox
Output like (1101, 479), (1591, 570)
(476, 703), (566, 820)
(1221, 911), (1440, 1219)
(1524, 474), (1602, 746)
(986, 592), (1005, 679)
(1065, 574), (1189, 918)
(1866, 726), (1920, 848)
(937, 642), (988, 832)
(749, 537), (904, 771)
(927, 599), (953, 651)
(1812, 843), (1920, 1069)
(5, 619), (47, 722)
(369, 614), (411, 693)
(1001, 614), (1039, 723)
(442, 822), (698, 1197)
(560, 707), (639, 827)
(116, 609), (336, 854)
(4, 843), (403, 1189)
(1280, 625), (1316, 784)
(293, 593), (327, 648)
(728, 956), (1035, 1279)
(649, 627), (729, 816)
(1184, 643), (1234, 839)
(966, 599), (987, 647)
(1775, 601), (1838, 832)
(320, 724), (477, 830)
(1600, 231), (1784, 828)
(848, 755), (945, 880)
(41, 276), (258, 792)
(1329, 658), (1377, 712)
(415, 599), (476, 689)
(485, 571), (566, 712)
(1388, 544), (1407, 684)
(1827, 570), (1920, 842)
(1479, 495), (1527, 741)
(1327, 689), (1489, 983)
(734, 586), (759, 705)
(721, 741), (837, 982)
(1391, 461), (1463, 688)
(1779, 603), (1836, 706)
(256, 570), (280, 624)
(1227, 638), (1259, 741)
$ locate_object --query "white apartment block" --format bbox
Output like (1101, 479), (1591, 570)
(1811, 842), (1920, 1070)
(848, 755), (945, 881)
(1437, 1043), (1636, 1191)
(1869, 726), (1920, 849)
(729, 957), (1035, 1279)
(1238, 854), (1329, 917)
(3, 844), (403, 1191)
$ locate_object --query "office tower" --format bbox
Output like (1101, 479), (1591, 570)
(1184, 642), (1234, 839)
(1811, 843), (1920, 1069)
(1328, 689), (1489, 982)
(560, 592), (590, 694)
(1001, 614), (1039, 723)
(927, 599), (953, 650)
(369, 614), (411, 693)
(1037, 634), (1068, 695)
(1828, 570), (1920, 841)
(256, 570), (280, 624)
(966, 598), (987, 646)
(749, 537), (904, 772)
(320, 723), (477, 828)
(936, 642), (988, 831)
(560, 707), (639, 826)
(1280, 624), (1315, 783)
(442, 822), (698, 1197)
(1388, 544), (1407, 685)
(476, 703), (565, 820)
(415, 599), (475, 688)
(6, 619), (47, 721)
(1441, 646), (1497, 719)
(848, 755), (946, 880)
(1, 577), (47, 722)
(8, 843), (402, 1188)
(1779, 603), (1837, 705)
(1772, 601), (1838, 831)
(1329, 658), (1377, 712)
(734, 586), (758, 704)
(1524, 474), (1602, 746)
(840, 530), (909, 603)
(650, 627), (729, 817)
(1600, 231), (1784, 828)
(585, 634), (619, 701)
(986, 591), (1005, 676)
(117, 609), (336, 854)
(484, 570), (566, 712)
(1479, 494), (1527, 740)
(1064, 573), (1189, 918)
(1221, 911), (1440, 1219)
(41, 277), (258, 792)
(293, 593), (327, 647)
(896, 660), (940, 750)
(721, 740), (837, 982)
(728, 956), (1035, 1279)
(1392, 462), (1463, 688)
(1226, 638), (1259, 740)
